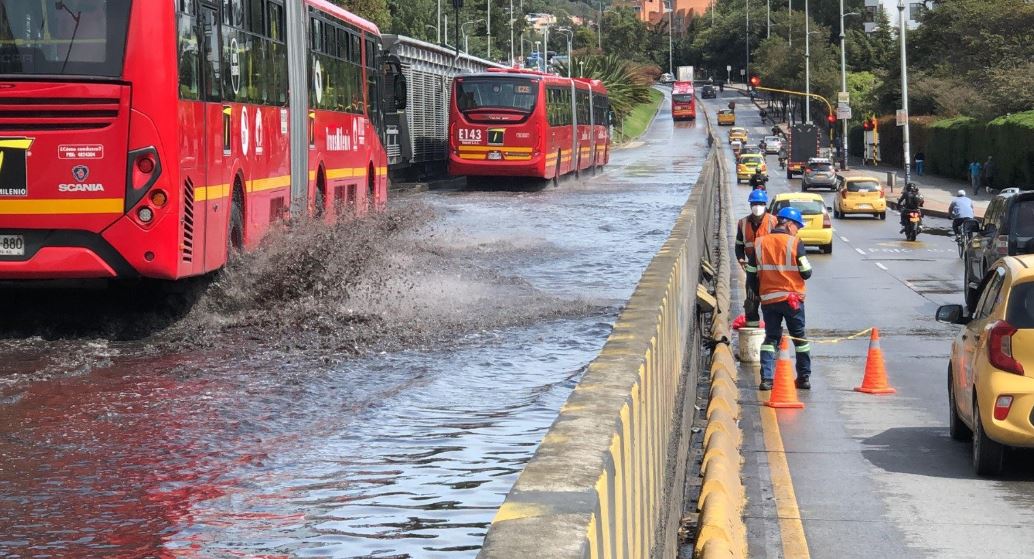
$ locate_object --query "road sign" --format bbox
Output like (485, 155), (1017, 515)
(837, 91), (850, 104)
(739, 68), (746, 76)
(896, 109), (907, 126)
(727, 64), (732, 72)
(837, 104), (853, 120)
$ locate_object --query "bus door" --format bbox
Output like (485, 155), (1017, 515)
(198, 3), (225, 268)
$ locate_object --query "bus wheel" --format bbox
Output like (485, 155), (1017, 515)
(552, 152), (561, 187)
(229, 187), (244, 256)
(574, 156), (581, 179)
(367, 165), (376, 212)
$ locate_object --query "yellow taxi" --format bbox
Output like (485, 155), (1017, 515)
(769, 192), (833, 253)
(717, 109), (736, 126)
(736, 153), (768, 182)
(937, 254), (1034, 475)
(728, 127), (748, 144)
(833, 175), (887, 220)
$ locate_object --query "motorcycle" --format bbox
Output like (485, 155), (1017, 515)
(749, 174), (769, 191)
(778, 156), (787, 170)
(904, 209), (923, 241)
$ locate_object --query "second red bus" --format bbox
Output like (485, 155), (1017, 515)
(671, 81), (696, 121)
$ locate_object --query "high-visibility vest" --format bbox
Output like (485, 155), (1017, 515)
(756, 232), (806, 304)
(738, 213), (778, 260)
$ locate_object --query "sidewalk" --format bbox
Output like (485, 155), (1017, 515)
(843, 157), (990, 219)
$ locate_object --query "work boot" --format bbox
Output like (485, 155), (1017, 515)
(759, 379), (773, 391)
(795, 377), (811, 390)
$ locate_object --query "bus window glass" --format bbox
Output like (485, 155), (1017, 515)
(457, 79), (538, 113)
(672, 94), (694, 103)
(0, 0), (131, 77)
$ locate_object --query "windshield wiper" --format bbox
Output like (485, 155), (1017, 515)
(55, 1), (81, 74)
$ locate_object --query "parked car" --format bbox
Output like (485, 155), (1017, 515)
(936, 254), (1034, 475)
(761, 135), (783, 154)
(801, 158), (838, 191)
(833, 176), (887, 220)
(769, 192), (834, 253)
(717, 109), (736, 126)
(963, 191), (1034, 308)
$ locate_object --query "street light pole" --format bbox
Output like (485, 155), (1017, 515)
(804, 0), (811, 122)
(839, 0), (848, 169)
(558, 27), (573, 77)
(487, 0), (492, 59)
(898, 0), (912, 185)
(788, 0), (792, 47)
(599, 1), (604, 50)
(509, 0), (515, 64)
(745, 0), (749, 83)
(668, 1), (674, 75)
(437, 0), (442, 43)
(767, 0), (770, 39)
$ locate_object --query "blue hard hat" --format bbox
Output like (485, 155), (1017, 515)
(748, 190), (769, 205)
(777, 206), (805, 227)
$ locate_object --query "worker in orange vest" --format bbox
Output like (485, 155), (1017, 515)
(735, 189), (778, 328)
(747, 207), (813, 391)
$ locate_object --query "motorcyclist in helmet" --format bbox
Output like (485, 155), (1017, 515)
(898, 182), (925, 232)
(777, 145), (788, 169)
(749, 168), (769, 190)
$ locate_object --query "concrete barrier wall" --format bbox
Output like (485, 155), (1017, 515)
(478, 145), (723, 559)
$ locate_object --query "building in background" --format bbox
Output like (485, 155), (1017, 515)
(864, 0), (930, 32)
(622, 0), (710, 34)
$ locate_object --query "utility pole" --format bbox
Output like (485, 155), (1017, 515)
(898, 0), (911, 185)
(509, 0), (514, 64)
(437, 0), (442, 43)
(599, 1), (604, 50)
(804, 0), (811, 122)
(839, 0), (849, 170)
(487, 0), (492, 59)
(788, 0), (792, 47)
(767, 0), (770, 38)
(668, 1), (674, 75)
(745, 0), (750, 83)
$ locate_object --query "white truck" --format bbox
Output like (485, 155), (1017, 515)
(676, 65), (694, 83)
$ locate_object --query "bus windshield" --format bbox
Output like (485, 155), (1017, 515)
(672, 94), (693, 103)
(456, 78), (538, 113)
(0, 0), (131, 77)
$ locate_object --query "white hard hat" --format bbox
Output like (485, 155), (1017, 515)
(958, 189), (966, 196)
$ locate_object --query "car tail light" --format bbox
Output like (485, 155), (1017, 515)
(823, 210), (832, 229)
(994, 395), (1014, 420)
(988, 320), (1024, 375)
(879, 190), (886, 198)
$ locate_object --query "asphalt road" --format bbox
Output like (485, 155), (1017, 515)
(700, 91), (1034, 558)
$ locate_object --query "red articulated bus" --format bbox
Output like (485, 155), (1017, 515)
(671, 81), (695, 121)
(448, 69), (611, 184)
(0, 0), (396, 281)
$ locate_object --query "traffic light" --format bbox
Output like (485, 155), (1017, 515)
(862, 118), (874, 131)
(827, 113), (836, 125)
(749, 75), (760, 88)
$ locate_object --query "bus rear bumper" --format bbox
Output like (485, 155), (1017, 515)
(0, 230), (138, 280)
(448, 154), (545, 178)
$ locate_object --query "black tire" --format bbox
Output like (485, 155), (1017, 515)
(958, 238), (965, 259)
(964, 265), (980, 310)
(879, 212), (887, 221)
(822, 243), (833, 254)
(228, 190), (244, 255)
(973, 398), (1005, 476)
(948, 367), (972, 442)
(833, 207), (842, 219)
(787, 170), (793, 180)
(906, 226), (917, 242)
(551, 154), (561, 187)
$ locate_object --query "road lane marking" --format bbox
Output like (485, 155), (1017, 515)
(855, 248), (866, 256)
(876, 262), (888, 271)
(759, 399), (811, 559)
(840, 236), (849, 243)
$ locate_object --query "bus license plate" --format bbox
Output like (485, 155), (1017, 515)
(0, 234), (24, 256)
(487, 152), (503, 160)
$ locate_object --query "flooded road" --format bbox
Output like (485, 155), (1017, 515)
(0, 97), (707, 558)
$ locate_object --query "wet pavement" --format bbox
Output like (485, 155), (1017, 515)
(703, 91), (1034, 558)
(0, 91), (708, 558)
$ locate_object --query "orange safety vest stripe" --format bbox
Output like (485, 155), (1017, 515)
(739, 213), (778, 256)
(757, 232), (806, 304)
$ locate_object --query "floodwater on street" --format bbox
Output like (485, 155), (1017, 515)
(0, 103), (706, 558)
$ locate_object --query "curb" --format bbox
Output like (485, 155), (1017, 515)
(695, 114), (749, 559)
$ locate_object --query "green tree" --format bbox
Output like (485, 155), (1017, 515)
(334, 0), (391, 29)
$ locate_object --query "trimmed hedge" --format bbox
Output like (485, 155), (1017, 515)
(852, 111), (1034, 189)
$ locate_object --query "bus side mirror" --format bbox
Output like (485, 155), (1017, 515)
(393, 74), (407, 110)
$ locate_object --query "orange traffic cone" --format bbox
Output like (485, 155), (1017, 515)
(855, 328), (896, 395)
(765, 336), (805, 409)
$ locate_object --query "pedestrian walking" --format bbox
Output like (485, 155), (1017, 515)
(736, 190), (779, 329)
(982, 156), (996, 194)
(747, 207), (813, 391)
(914, 151), (925, 176)
(969, 159), (982, 196)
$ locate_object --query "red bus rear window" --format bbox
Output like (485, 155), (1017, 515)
(456, 78), (538, 113)
(0, 0), (130, 77)
(672, 94), (693, 103)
